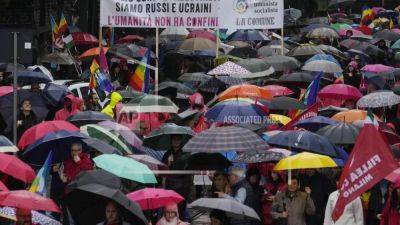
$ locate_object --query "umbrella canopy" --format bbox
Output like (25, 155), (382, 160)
(205, 99), (268, 124)
(18, 121), (79, 149)
(278, 72), (314, 83)
(331, 23), (352, 31)
(361, 64), (394, 73)
(328, 0), (356, 6)
(81, 138), (122, 155)
(266, 130), (337, 157)
(184, 152), (232, 170)
(294, 116), (339, 132)
(198, 76), (245, 93)
(65, 184), (147, 225)
(307, 27), (339, 39)
(234, 59), (274, 78)
(127, 188), (184, 210)
(339, 39), (360, 49)
(189, 198), (260, 221)
(178, 37), (216, 51)
(357, 91), (400, 108)
(93, 154), (156, 184)
(81, 124), (131, 154)
(0, 86), (13, 97)
(318, 84), (362, 101)
(183, 126), (268, 153)
(0, 207), (61, 225)
(116, 35), (144, 44)
(143, 123), (195, 150)
(72, 32), (99, 46)
(187, 30), (217, 42)
(121, 94), (179, 114)
(67, 111), (114, 127)
(109, 44), (153, 59)
(79, 47), (110, 59)
(338, 29), (363, 36)
(264, 96), (306, 110)
(316, 45), (347, 60)
(128, 154), (167, 170)
(41, 52), (75, 65)
(0, 136), (18, 153)
(269, 114), (292, 125)
(98, 121), (143, 150)
(227, 30), (269, 41)
(13, 71), (52, 85)
(263, 55), (301, 71)
(373, 29), (400, 41)
(207, 61), (251, 76)
(43, 83), (72, 107)
(262, 85), (294, 97)
(302, 60), (343, 73)
(316, 123), (360, 144)
(391, 39), (400, 50)
(234, 149), (288, 163)
(228, 46), (258, 58)
(218, 84), (273, 101)
(0, 153), (35, 183)
(0, 190), (60, 212)
(257, 45), (289, 57)
(65, 170), (122, 193)
(331, 109), (372, 123)
(178, 72), (211, 84)
(160, 27), (189, 40)
(286, 44), (325, 60)
(158, 81), (194, 95)
(274, 152), (337, 170)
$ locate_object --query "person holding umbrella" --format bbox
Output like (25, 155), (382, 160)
(96, 201), (130, 225)
(63, 142), (94, 183)
(54, 94), (81, 120)
(210, 209), (230, 225)
(17, 99), (37, 141)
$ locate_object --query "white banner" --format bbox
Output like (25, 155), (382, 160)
(100, 0), (283, 29)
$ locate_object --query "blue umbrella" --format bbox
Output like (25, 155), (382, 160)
(22, 130), (89, 166)
(43, 83), (71, 107)
(14, 71), (52, 85)
(305, 54), (340, 65)
(266, 130), (338, 157)
(0, 135), (18, 152)
(205, 99), (268, 124)
(227, 30), (269, 41)
(293, 116), (339, 132)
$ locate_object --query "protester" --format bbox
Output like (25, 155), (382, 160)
(17, 99), (37, 140)
(96, 201), (130, 225)
(102, 91), (122, 119)
(156, 202), (188, 225)
(85, 92), (102, 111)
(209, 170), (231, 197)
(379, 186), (400, 225)
(14, 208), (35, 225)
(246, 167), (263, 220)
(54, 94), (81, 120)
(63, 142), (93, 183)
(209, 209), (230, 225)
(262, 168), (286, 225)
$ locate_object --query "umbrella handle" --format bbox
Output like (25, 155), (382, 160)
(288, 170), (292, 185)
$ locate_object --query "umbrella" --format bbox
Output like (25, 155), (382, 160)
(228, 46), (258, 58)
(43, 83), (72, 106)
(72, 32), (99, 46)
(189, 198), (260, 221)
(12, 71), (52, 85)
(0, 136), (17, 153)
(274, 152), (337, 170)
(269, 114), (292, 125)
(361, 64), (394, 73)
(257, 45), (289, 57)
(184, 152), (232, 170)
(98, 121), (143, 150)
(302, 60), (343, 73)
(79, 47), (110, 59)
(218, 84), (273, 101)
(108, 44), (153, 59)
(0, 63), (25, 72)
(305, 54), (340, 65)
(178, 38), (216, 51)
(93, 154), (156, 184)
(354, 42), (385, 57)
(278, 72), (314, 83)
(121, 94), (179, 114)
(143, 123), (195, 150)
(207, 61), (251, 76)
(328, 0), (355, 6)
(234, 59), (274, 78)
(81, 124), (132, 154)
(331, 23), (352, 31)
(81, 138), (122, 155)
(187, 30), (217, 42)
(41, 52), (75, 65)
(264, 96), (306, 110)
(158, 81), (194, 95)
(178, 72), (211, 84)
(391, 39), (400, 50)
(18, 120), (79, 149)
(127, 188), (184, 210)
(266, 130), (338, 157)
(338, 29), (363, 36)
(373, 29), (400, 41)
(67, 111), (114, 127)
(116, 35), (144, 44)
(307, 27), (339, 39)
(0, 86), (13, 97)
(286, 44), (325, 60)
(234, 150), (287, 163)
(227, 41), (251, 48)
(316, 123), (360, 144)
(183, 126), (268, 153)
(294, 116), (339, 132)
(128, 154), (167, 170)
(0, 207), (61, 225)
(160, 27), (189, 40)
(0, 190), (59, 212)
(339, 39), (360, 49)
(65, 170), (122, 193)
(331, 109), (372, 123)
(0, 181), (7, 191)
(306, 17), (330, 25)
(263, 85), (294, 97)
(263, 55), (300, 71)
(22, 130), (89, 165)
(198, 76), (245, 93)
(227, 30), (269, 41)
(357, 91), (400, 108)
(65, 184), (147, 225)
(0, 153), (35, 183)
(318, 84), (362, 101)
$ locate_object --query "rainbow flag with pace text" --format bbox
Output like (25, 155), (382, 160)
(129, 50), (151, 93)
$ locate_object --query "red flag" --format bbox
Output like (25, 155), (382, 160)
(280, 103), (319, 131)
(332, 124), (398, 221)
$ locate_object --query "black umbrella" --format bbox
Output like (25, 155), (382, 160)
(65, 184), (147, 225)
(65, 170), (122, 194)
(316, 123), (360, 144)
(43, 83), (71, 107)
(228, 46), (257, 58)
(178, 72), (211, 84)
(198, 76), (245, 93)
(184, 152), (232, 170)
(278, 72), (314, 83)
(0, 63), (25, 72)
(235, 58), (274, 78)
(373, 29), (400, 42)
(10, 71), (52, 85)
(227, 30), (269, 41)
(318, 105), (348, 117)
(286, 44), (325, 61)
(67, 111), (114, 127)
(263, 96), (306, 110)
(263, 55), (300, 71)
(328, 0), (355, 7)
(108, 44), (154, 59)
(81, 138), (122, 155)
(158, 81), (194, 95)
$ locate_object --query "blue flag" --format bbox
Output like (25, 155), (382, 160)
(304, 72), (322, 107)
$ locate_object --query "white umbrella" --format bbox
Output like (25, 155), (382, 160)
(160, 28), (189, 40)
(28, 65), (54, 81)
(302, 60), (343, 73)
(357, 91), (400, 108)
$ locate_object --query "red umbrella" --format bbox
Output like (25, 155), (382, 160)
(355, 25), (372, 35)
(0, 181), (8, 191)
(0, 86), (13, 97)
(72, 32), (99, 46)
(18, 121), (79, 149)
(116, 35), (144, 44)
(0, 153), (35, 183)
(126, 188), (184, 210)
(187, 30), (217, 42)
(318, 84), (362, 101)
(0, 190), (60, 212)
(262, 85), (294, 97)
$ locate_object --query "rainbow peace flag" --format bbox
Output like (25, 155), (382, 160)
(129, 50), (151, 93)
(29, 151), (53, 197)
(89, 58), (113, 93)
(49, 14), (59, 38)
(58, 12), (68, 34)
(89, 59), (100, 89)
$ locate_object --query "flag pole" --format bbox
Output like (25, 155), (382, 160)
(216, 29), (220, 58)
(99, 26), (103, 49)
(281, 28), (284, 55)
(155, 27), (159, 95)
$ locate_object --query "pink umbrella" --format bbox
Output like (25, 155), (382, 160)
(262, 85), (294, 97)
(126, 188), (184, 210)
(98, 121), (143, 150)
(0, 181), (8, 191)
(371, 7), (385, 14)
(0, 86), (14, 97)
(392, 28), (400, 34)
(338, 29), (363, 36)
(128, 154), (167, 170)
(386, 167), (400, 183)
(361, 64), (394, 73)
(187, 30), (217, 42)
(318, 84), (362, 101)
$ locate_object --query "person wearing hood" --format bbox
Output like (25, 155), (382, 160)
(187, 93), (209, 133)
(17, 99), (38, 141)
(156, 202), (188, 225)
(54, 94), (81, 120)
(102, 92), (122, 119)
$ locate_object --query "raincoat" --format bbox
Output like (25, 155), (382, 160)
(188, 93), (209, 133)
(101, 92), (122, 119)
(54, 94), (81, 120)
(64, 153), (93, 183)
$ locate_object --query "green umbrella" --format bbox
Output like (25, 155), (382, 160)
(120, 94), (179, 113)
(81, 124), (132, 154)
(331, 23), (352, 31)
(93, 154), (157, 184)
(143, 123), (195, 150)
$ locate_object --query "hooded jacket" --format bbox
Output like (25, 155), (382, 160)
(102, 92), (122, 119)
(54, 94), (81, 120)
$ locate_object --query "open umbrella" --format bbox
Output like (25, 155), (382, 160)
(178, 72), (211, 84)
(331, 109), (374, 123)
(0, 190), (60, 212)
(184, 152), (232, 170)
(307, 27), (339, 39)
(41, 52), (75, 65)
(0, 153), (35, 183)
(65, 170), (122, 194)
(178, 38), (216, 51)
(143, 123), (195, 150)
(287, 44), (325, 60)
(316, 123), (360, 144)
(234, 150), (287, 163)
(234, 59), (274, 78)
(108, 44), (153, 59)
(0, 86), (13, 97)
(269, 114), (292, 125)
(18, 121), (79, 149)
(0, 136), (17, 153)
(357, 91), (400, 108)
(274, 152), (337, 170)
(373, 29), (400, 41)
(361, 64), (394, 73)
(81, 138), (122, 155)
(127, 188), (184, 210)
(79, 47), (110, 59)
(228, 46), (258, 58)
(98, 121), (143, 150)
(93, 154), (156, 184)
(121, 94), (179, 114)
(263, 55), (300, 71)
(218, 84), (273, 101)
(302, 60), (343, 73)
(257, 45), (289, 57)
(183, 126), (268, 153)
(72, 32), (99, 46)
(0, 207), (61, 225)
(160, 27), (189, 40)
(12, 71), (52, 85)
(227, 30), (269, 41)
(67, 111), (114, 127)
(318, 84), (362, 101)
(294, 116), (339, 132)
(198, 76), (245, 93)
(43, 83), (72, 106)
(278, 72), (314, 83)
(264, 96), (306, 110)
(331, 23), (352, 31)
(158, 81), (194, 95)
(187, 30), (217, 42)
(128, 154), (167, 171)
(263, 85), (294, 97)
(65, 184), (147, 225)
(207, 61), (251, 76)
(116, 35), (144, 44)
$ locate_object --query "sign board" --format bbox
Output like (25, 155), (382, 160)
(100, 0), (283, 29)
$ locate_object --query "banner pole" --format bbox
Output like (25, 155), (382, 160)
(216, 29), (220, 58)
(99, 26), (102, 48)
(281, 28), (284, 55)
(155, 27), (159, 95)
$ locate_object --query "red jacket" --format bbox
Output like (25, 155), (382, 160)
(64, 153), (93, 183)
(380, 200), (400, 225)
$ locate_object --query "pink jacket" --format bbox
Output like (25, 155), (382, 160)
(54, 94), (82, 120)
